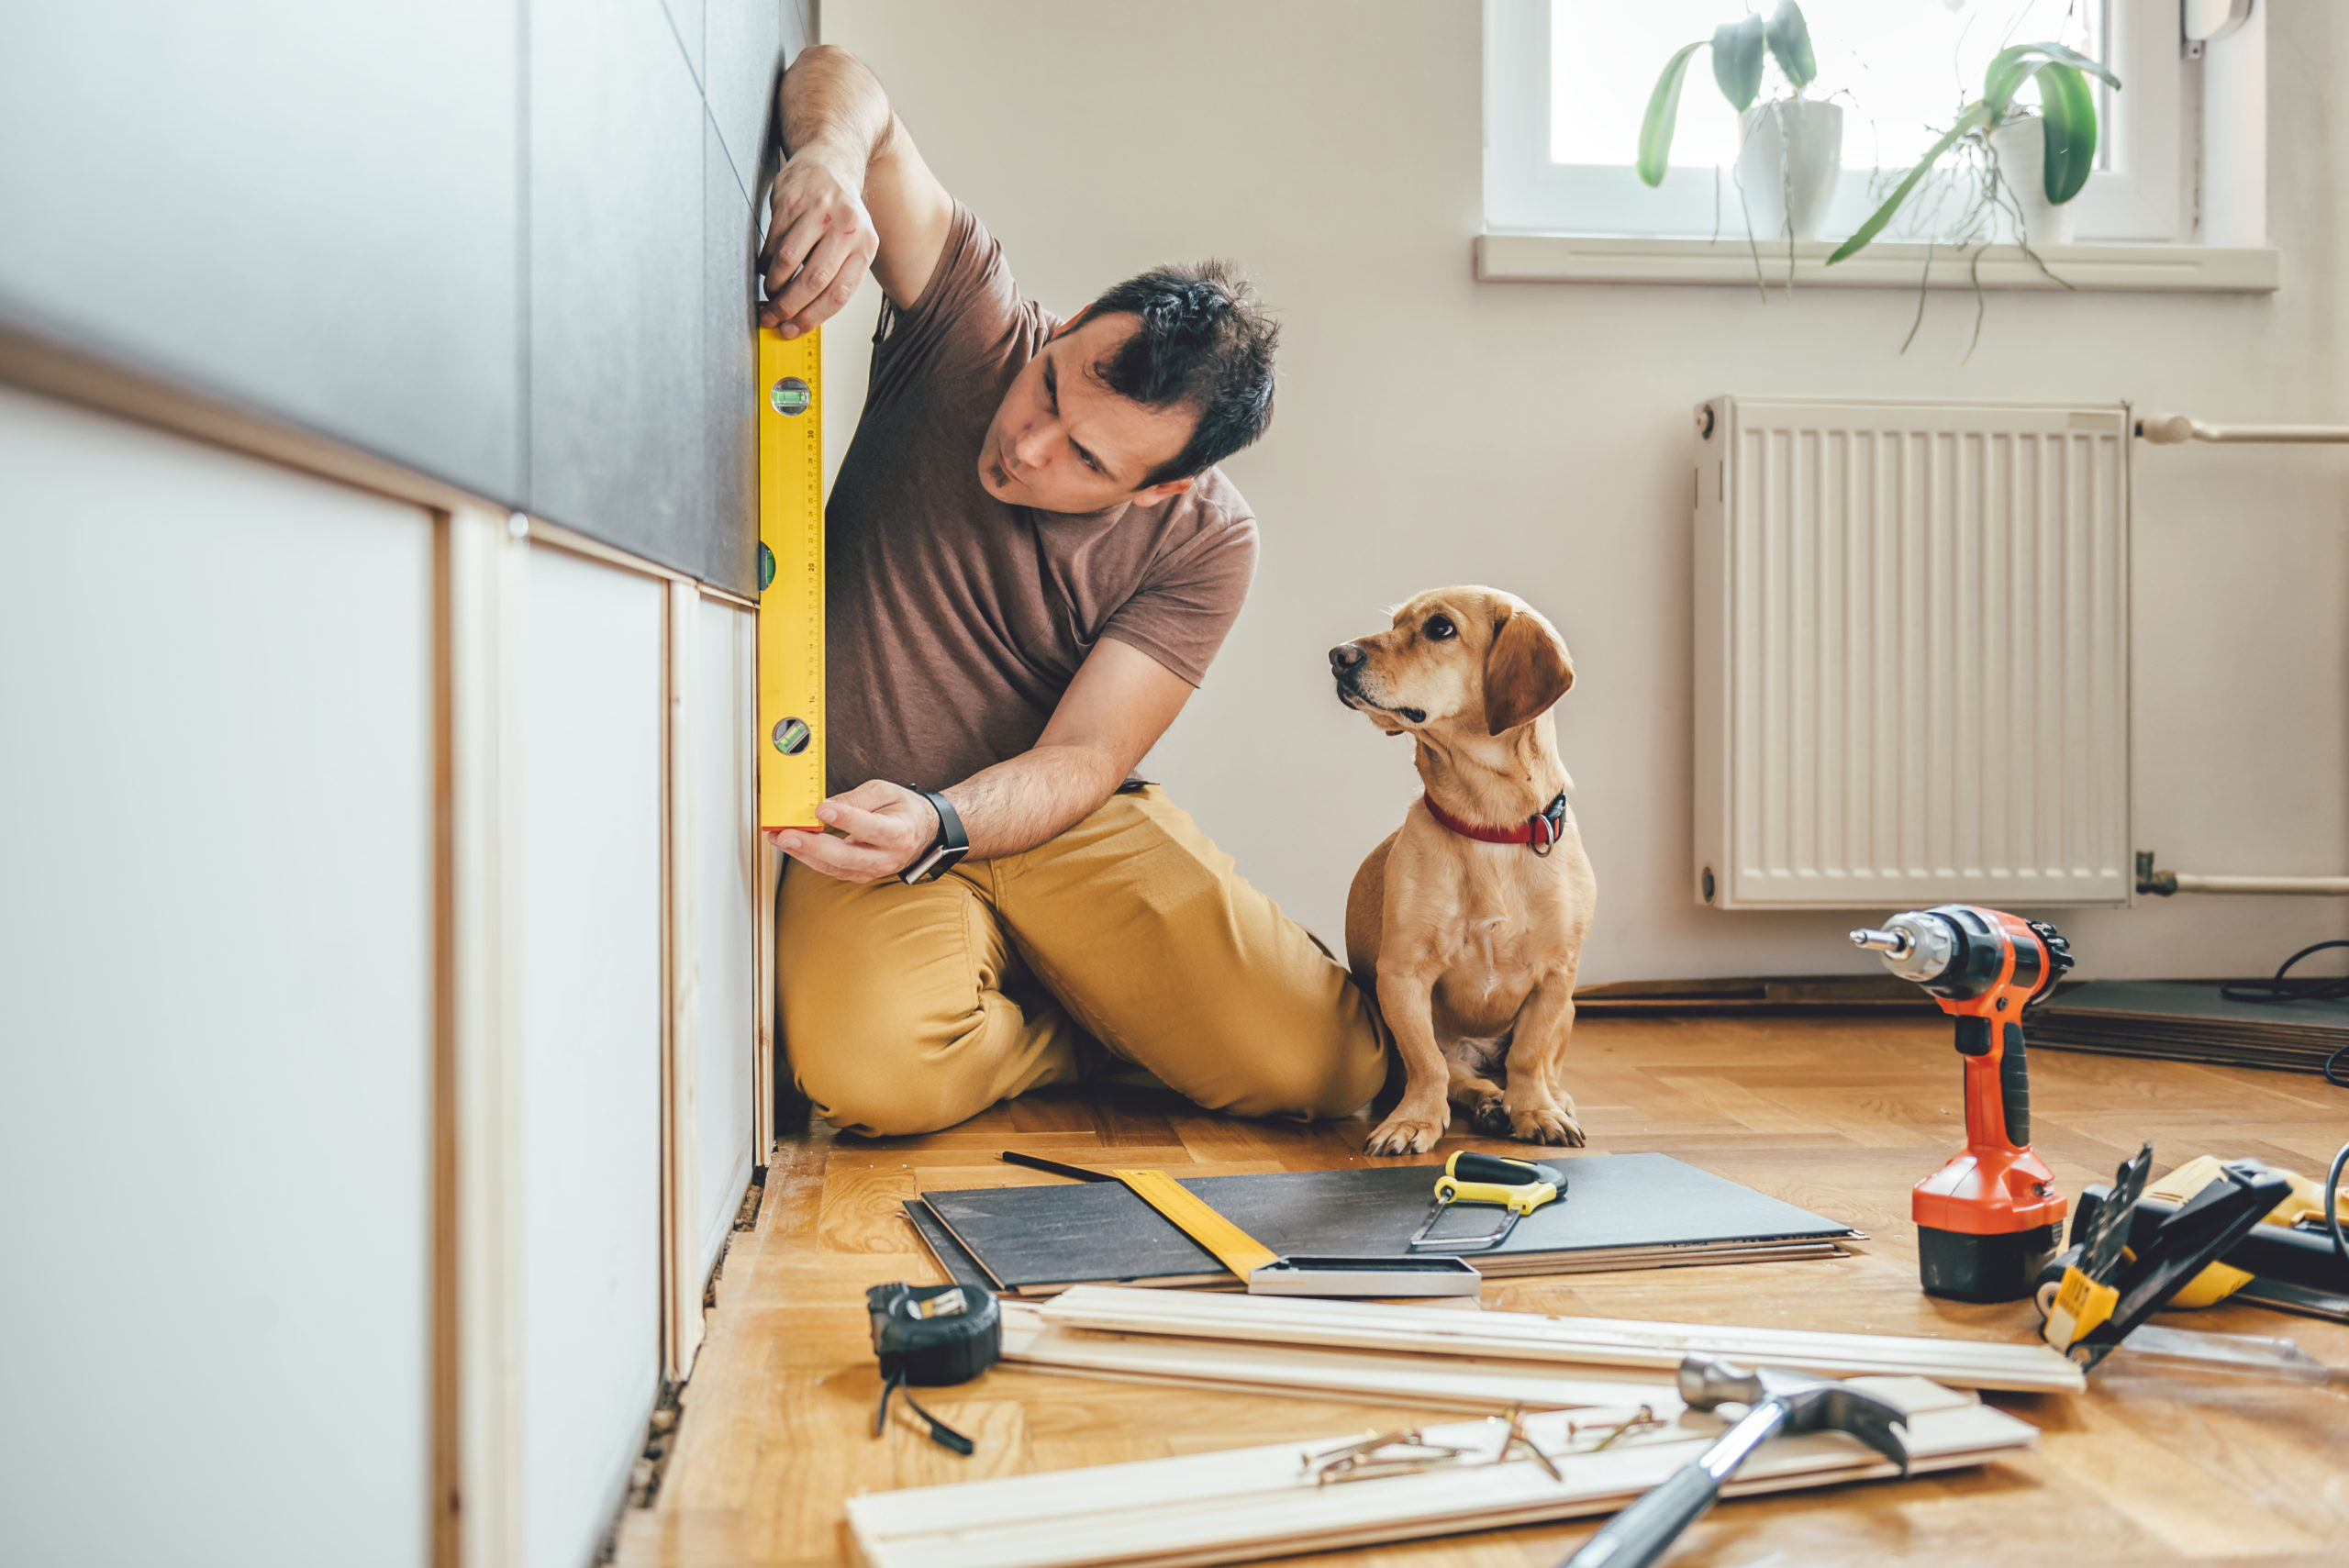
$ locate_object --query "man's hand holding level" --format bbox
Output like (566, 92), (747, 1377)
(760, 148), (879, 338)
(768, 780), (941, 884)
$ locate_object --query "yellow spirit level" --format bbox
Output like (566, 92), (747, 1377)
(756, 326), (825, 831)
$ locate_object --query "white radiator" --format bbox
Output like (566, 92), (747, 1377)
(1692, 397), (2132, 910)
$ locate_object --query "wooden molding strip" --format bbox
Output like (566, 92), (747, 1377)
(998, 1305), (1682, 1414)
(847, 1380), (2034, 1568)
(661, 580), (707, 1384)
(445, 505), (528, 1568)
(1037, 1286), (2086, 1394)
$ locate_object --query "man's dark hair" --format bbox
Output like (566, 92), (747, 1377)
(1084, 261), (1279, 486)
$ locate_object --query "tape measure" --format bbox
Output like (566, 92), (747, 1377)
(866, 1281), (998, 1455)
(756, 326), (825, 831)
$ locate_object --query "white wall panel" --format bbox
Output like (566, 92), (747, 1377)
(693, 598), (759, 1275)
(519, 546), (665, 1568)
(0, 387), (433, 1567)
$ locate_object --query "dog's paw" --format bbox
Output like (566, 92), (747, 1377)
(1365, 1106), (1447, 1156)
(1505, 1101), (1586, 1148)
(1469, 1095), (1513, 1139)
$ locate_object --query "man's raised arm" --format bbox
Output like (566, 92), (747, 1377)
(759, 44), (953, 336)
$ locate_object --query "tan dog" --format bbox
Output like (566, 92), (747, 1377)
(1330, 587), (1596, 1156)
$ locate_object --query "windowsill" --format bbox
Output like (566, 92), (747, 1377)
(1475, 233), (2281, 293)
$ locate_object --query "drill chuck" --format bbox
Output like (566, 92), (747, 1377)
(1850, 910), (1956, 985)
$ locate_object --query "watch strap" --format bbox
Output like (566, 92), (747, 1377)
(899, 789), (971, 884)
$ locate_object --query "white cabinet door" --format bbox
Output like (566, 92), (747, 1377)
(0, 386), (435, 1568)
(518, 546), (665, 1568)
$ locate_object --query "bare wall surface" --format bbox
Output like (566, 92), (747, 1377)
(824, 0), (2349, 984)
(0, 1), (811, 595)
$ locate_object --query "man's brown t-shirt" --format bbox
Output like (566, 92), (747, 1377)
(823, 204), (1258, 794)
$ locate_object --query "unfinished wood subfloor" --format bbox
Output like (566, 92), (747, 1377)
(613, 1013), (2349, 1568)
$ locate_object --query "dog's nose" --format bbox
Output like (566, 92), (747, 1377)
(1329, 642), (1365, 675)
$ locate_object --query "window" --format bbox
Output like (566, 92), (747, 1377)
(1486, 0), (2182, 244)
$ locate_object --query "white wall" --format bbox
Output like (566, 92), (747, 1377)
(518, 546), (666, 1568)
(824, 0), (2349, 984)
(0, 387), (434, 1566)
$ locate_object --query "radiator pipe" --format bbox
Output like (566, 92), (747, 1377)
(2138, 412), (2349, 445)
(2136, 851), (2349, 897)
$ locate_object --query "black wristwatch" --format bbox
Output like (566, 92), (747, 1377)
(899, 789), (970, 884)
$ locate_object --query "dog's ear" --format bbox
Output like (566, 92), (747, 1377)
(1483, 608), (1574, 735)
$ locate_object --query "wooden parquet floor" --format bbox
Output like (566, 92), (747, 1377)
(613, 1014), (2349, 1568)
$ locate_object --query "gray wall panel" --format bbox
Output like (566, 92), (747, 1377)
(703, 116), (760, 592)
(707, 1), (785, 204)
(0, 2), (524, 499)
(529, 0), (707, 572)
(1, 3), (799, 585)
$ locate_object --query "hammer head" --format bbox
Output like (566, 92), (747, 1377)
(1676, 1355), (1912, 1473)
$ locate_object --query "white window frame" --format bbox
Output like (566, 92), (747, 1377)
(1486, 0), (2181, 244)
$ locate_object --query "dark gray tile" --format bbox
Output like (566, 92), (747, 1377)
(529, 0), (707, 573)
(0, 2), (524, 501)
(706, 0), (785, 206)
(663, 0), (706, 83)
(700, 113), (759, 596)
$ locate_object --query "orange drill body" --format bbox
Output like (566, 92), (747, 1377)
(1854, 905), (2074, 1301)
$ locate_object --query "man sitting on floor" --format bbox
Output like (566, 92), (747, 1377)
(758, 45), (1385, 1136)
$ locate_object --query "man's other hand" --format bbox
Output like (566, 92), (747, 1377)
(767, 780), (941, 884)
(760, 152), (879, 338)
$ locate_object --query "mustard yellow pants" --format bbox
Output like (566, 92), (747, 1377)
(777, 786), (1386, 1137)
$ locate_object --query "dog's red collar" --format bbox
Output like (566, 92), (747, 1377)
(1421, 791), (1572, 855)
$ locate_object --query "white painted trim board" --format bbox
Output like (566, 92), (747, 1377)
(1038, 1286), (2085, 1394)
(848, 1380), (2031, 1568)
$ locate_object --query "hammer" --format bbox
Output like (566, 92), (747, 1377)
(1557, 1355), (1912, 1568)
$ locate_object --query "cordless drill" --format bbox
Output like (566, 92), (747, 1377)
(1852, 906), (2075, 1303)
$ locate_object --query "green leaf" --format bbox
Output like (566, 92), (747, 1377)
(1984, 40), (2121, 120)
(2032, 61), (2099, 204)
(1710, 16), (1765, 113)
(1637, 41), (1706, 187)
(1828, 104), (1990, 264)
(1765, 0), (1816, 90)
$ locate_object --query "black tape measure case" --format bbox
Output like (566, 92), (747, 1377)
(866, 1282), (1000, 1455)
(868, 1281), (1000, 1382)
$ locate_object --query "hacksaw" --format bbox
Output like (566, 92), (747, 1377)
(756, 326), (825, 831)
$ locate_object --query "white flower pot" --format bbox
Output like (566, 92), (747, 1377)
(1735, 99), (1842, 242)
(1988, 115), (2076, 246)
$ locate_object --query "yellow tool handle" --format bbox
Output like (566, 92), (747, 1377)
(1435, 1176), (1560, 1216)
(1113, 1169), (1279, 1279)
(2043, 1262), (2121, 1350)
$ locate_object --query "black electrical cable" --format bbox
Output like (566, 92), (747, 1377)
(2218, 939), (2349, 1087)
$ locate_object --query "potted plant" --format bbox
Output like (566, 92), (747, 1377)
(1638, 2), (1838, 245)
(1829, 41), (2121, 263)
